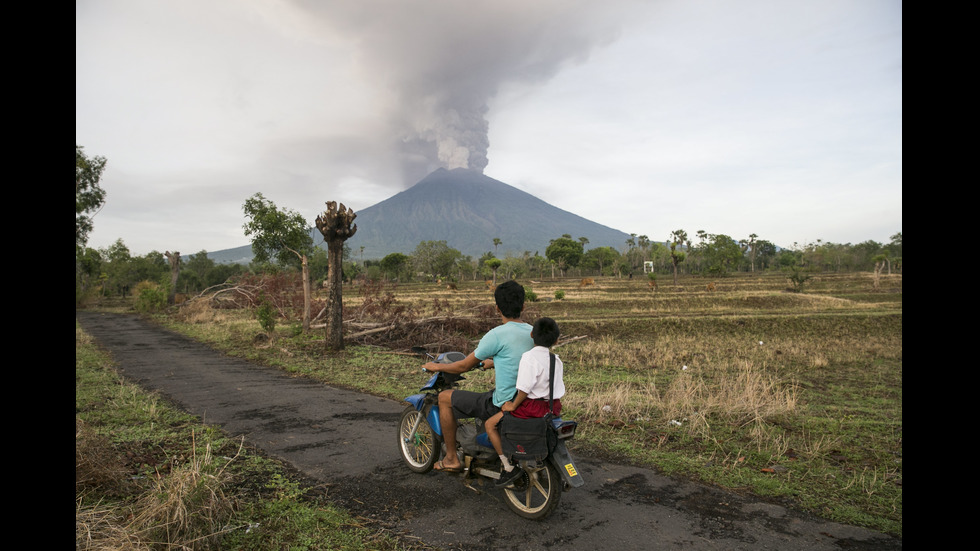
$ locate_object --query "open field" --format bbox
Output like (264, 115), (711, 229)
(147, 271), (901, 535)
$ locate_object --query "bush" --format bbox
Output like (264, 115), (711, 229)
(256, 298), (276, 335)
(133, 281), (167, 313)
(784, 266), (811, 292)
(554, 289), (565, 300)
(524, 286), (538, 302)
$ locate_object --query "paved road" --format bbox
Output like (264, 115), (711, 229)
(76, 310), (901, 550)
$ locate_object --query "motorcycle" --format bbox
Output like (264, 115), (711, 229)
(398, 347), (584, 520)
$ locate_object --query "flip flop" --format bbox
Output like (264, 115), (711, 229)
(433, 460), (464, 473)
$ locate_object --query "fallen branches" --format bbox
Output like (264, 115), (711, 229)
(554, 335), (589, 348)
(342, 313), (496, 351)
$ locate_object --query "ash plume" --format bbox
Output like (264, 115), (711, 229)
(289, 0), (637, 185)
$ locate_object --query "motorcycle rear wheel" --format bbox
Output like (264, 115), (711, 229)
(398, 407), (438, 473)
(502, 461), (562, 519)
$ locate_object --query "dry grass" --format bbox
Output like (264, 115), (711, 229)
(75, 427), (244, 551)
(572, 379), (660, 423)
(76, 419), (135, 498)
(76, 500), (145, 551)
(131, 433), (241, 548)
(174, 296), (242, 325)
(569, 360), (798, 444)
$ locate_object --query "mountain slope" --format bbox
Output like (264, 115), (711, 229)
(344, 168), (631, 259)
(208, 168), (632, 263)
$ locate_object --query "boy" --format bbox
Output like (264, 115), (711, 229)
(485, 316), (564, 487)
(421, 280), (533, 473)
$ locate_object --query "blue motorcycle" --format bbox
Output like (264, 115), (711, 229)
(398, 348), (584, 520)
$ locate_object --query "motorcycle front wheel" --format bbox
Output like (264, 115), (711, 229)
(398, 407), (438, 473)
(502, 461), (562, 519)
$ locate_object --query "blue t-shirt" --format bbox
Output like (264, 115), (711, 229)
(473, 321), (534, 407)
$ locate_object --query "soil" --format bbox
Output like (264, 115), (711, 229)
(76, 310), (902, 551)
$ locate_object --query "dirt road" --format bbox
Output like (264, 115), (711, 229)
(76, 310), (901, 550)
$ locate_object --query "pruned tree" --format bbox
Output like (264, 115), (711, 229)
(316, 201), (358, 351)
(243, 193), (315, 332)
(669, 229), (688, 285)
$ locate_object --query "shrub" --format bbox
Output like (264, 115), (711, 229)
(133, 281), (167, 313)
(785, 266), (811, 292)
(524, 286), (538, 302)
(256, 298), (276, 335)
(554, 289), (565, 301)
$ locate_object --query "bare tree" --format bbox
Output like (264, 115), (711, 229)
(872, 254), (887, 290)
(743, 233), (758, 272)
(315, 201), (358, 351)
(165, 251), (180, 305)
(669, 230), (687, 285)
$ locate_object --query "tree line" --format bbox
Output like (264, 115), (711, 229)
(77, 145), (901, 308)
(76, 228), (900, 307)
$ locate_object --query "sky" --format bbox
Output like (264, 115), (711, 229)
(76, 0), (902, 257)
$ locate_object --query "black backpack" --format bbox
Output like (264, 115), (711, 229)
(500, 353), (558, 461)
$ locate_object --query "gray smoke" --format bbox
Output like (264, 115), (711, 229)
(290, 0), (636, 184)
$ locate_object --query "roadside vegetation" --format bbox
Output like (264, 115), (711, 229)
(76, 323), (430, 550)
(80, 270), (901, 539)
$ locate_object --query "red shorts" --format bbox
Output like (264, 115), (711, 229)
(511, 398), (562, 419)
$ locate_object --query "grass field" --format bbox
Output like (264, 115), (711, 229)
(91, 270), (903, 538)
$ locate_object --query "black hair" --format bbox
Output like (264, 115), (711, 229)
(532, 317), (560, 347)
(494, 280), (525, 318)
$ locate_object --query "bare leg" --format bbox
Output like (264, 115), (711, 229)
(485, 411), (505, 456)
(438, 390), (461, 469)
(487, 411), (520, 483)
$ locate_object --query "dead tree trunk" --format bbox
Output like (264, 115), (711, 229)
(301, 253), (311, 332)
(315, 201), (357, 351)
(165, 251), (180, 305)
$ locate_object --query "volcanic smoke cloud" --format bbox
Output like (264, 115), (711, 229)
(292, 0), (637, 184)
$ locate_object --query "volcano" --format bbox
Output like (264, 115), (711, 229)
(208, 168), (632, 264)
(342, 168), (631, 260)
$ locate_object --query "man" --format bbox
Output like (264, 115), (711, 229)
(421, 280), (533, 472)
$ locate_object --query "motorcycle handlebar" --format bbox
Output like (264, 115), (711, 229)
(415, 347), (484, 373)
(422, 362), (485, 373)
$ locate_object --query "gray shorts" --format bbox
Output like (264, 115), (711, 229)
(450, 389), (500, 420)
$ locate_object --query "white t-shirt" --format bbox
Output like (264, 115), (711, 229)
(516, 346), (565, 400)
